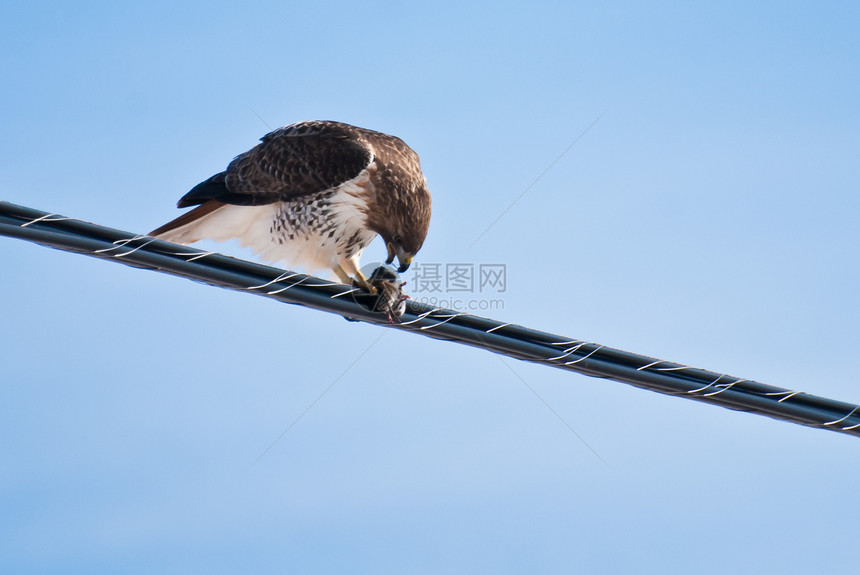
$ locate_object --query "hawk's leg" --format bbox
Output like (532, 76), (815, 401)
(333, 265), (352, 285)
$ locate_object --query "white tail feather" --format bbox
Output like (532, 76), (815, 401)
(153, 204), (278, 246)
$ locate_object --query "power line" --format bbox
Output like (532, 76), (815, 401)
(2, 200), (859, 438)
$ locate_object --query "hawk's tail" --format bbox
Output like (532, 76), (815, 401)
(149, 200), (228, 244)
(149, 200), (282, 251)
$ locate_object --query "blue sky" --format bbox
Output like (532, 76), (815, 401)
(1, 1), (859, 573)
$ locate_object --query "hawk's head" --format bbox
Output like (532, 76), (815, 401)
(375, 182), (431, 273)
(362, 133), (432, 274)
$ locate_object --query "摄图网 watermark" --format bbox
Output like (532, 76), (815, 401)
(407, 262), (507, 311)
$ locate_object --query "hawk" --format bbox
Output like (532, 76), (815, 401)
(150, 120), (432, 292)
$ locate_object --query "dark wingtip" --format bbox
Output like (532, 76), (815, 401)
(177, 172), (228, 208)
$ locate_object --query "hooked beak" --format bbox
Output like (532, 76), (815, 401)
(397, 256), (413, 274)
(386, 242), (413, 273)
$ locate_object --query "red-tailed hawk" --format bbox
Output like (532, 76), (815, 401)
(151, 120), (432, 292)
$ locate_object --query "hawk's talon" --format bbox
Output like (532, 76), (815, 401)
(356, 279), (378, 295)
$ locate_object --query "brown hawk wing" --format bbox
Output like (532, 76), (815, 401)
(176, 121), (374, 208)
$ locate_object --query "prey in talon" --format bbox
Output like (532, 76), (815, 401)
(366, 266), (410, 323)
(150, 121), (431, 292)
(347, 266), (410, 323)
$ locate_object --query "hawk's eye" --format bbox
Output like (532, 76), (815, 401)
(393, 234), (403, 245)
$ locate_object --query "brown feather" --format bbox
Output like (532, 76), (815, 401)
(149, 200), (226, 238)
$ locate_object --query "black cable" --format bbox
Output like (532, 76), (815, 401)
(2, 200), (858, 437)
